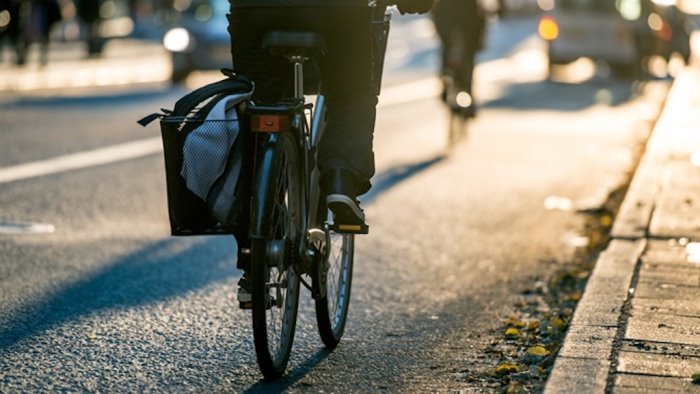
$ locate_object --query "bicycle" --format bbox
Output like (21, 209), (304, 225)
(242, 4), (391, 379)
(434, 21), (475, 149)
(440, 35), (476, 150)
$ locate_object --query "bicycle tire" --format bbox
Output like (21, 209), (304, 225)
(314, 205), (354, 348)
(250, 132), (302, 379)
(448, 109), (468, 149)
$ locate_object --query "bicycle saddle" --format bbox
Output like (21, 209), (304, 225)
(262, 31), (328, 59)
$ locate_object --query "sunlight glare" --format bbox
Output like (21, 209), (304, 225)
(687, 243), (700, 264)
(617, 0), (642, 20)
(691, 151), (700, 167)
(456, 91), (472, 108)
(537, 0), (555, 11)
(544, 196), (573, 211)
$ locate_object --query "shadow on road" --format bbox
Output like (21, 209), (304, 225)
(363, 155), (447, 205)
(0, 236), (237, 351)
(242, 348), (332, 393)
(482, 78), (640, 112)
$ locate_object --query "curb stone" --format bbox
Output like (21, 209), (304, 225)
(545, 66), (700, 393)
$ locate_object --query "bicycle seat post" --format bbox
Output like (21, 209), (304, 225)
(261, 31), (328, 101)
(291, 56), (305, 100)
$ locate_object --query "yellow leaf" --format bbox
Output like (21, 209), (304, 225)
(526, 346), (550, 357)
(527, 320), (540, 331)
(504, 327), (521, 338)
(600, 215), (613, 227)
(551, 318), (566, 330)
(504, 316), (526, 328)
(495, 363), (519, 376)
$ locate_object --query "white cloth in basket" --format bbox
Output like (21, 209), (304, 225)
(180, 91), (252, 224)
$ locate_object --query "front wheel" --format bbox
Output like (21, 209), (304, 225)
(314, 213), (354, 348)
(250, 133), (302, 379)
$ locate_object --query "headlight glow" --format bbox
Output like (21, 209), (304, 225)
(163, 28), (191, 52)
(538, 16), (559, 41)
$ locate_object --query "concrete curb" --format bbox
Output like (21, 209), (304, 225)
(544, 67), (700, 393)
(544, 239), (645, 393)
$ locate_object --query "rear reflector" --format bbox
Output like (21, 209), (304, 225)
(251, 114), (290, 133)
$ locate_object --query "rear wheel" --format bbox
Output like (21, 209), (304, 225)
(314, 208), (354, 348)
(448, 108), (468, 149)
(251, 133), (302, 379)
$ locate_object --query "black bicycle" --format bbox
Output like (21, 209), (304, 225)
(244, 5), (391, 379)
(440, 35), (476, 149)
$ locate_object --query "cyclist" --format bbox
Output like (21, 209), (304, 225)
(431, 0), (486, 118)
(228, 0), (433, 303)
(227, 0), (433, 228)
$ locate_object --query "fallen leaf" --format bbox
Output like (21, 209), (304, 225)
(526, 346), (550, 357)
(523, 346), (550, 364)
(504, 327), (521, 339)
(527, 320), (540, 331)
(495, 363), (519, 376)
(551, 317), (566, 330)
(504, 316), (526, 328)
(599, 215), (613, 227)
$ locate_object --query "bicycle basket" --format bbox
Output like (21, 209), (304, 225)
(139, 70), (254, 236)
(160, 116), (251, 235)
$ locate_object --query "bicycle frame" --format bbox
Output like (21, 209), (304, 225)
(248, 55), (328, 265)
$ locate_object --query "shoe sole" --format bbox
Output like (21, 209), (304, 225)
(327, 194), (365, 226)
(238, 292), (251, 303)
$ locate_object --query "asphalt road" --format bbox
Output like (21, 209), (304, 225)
(0, 15), (669, 392)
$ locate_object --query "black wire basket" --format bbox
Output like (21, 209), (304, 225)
(159, 117), (250, 236)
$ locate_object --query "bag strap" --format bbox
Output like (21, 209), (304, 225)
(172, 70), (253, 117)
(138, 69), (253, 127)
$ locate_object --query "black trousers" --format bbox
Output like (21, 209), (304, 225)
(228, 7), (378, 195)
(431, 0), (483, 94)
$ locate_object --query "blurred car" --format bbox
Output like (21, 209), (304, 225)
(538, 0), (693, 77)
(163, 0), (232, 82)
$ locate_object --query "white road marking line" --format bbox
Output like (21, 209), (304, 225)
(0, 137), (162, 184)
(0, 221), (55, 235)
(0, 67), (512, 184)
(378, 77), (442, 108)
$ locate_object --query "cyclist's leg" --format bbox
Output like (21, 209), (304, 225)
(228, 8), (294, 103)
(313, 8), (377, 227)
(454, 47), (476, 117)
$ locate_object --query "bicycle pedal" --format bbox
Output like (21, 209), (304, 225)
(329, 223), (369, 235)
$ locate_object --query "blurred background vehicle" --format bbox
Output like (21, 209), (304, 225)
(538, 0), (694, 78)
(162, 0), (231, 83)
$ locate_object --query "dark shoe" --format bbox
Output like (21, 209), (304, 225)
(322, 169), (368, 233)
(327, 194), (365, 226)
(238, 274), (252, 309)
